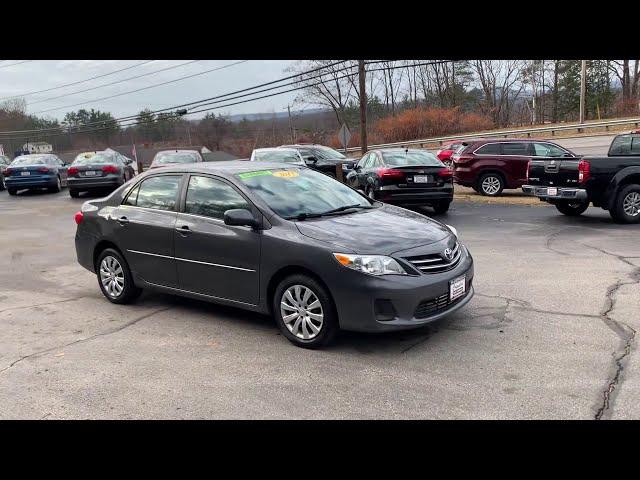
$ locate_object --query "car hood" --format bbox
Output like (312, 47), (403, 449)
(295, 204), (451, 255)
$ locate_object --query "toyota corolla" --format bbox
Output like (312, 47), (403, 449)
(74, 162), (474, 348)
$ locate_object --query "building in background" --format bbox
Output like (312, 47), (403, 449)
(22, 142), (53, 154)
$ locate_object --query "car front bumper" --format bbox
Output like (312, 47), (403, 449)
(522, 185), (588, 201)
(329, 246), (474, 332)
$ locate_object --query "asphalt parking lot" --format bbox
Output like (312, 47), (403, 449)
(1, 188), (639, 419)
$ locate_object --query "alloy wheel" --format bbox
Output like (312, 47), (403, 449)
(280, 285), (324, 340)
(99, 255), (125, 298)
(481, 176), (501, 195)
(623, 192), (640, 217)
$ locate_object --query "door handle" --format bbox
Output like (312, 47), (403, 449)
(175, 225), (192, 235)
(116, 216), (129, 225)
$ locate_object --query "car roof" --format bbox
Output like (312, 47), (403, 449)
(371, 148), (433, 154)
(253, 147), (298, 152)
(142, 160), (301, 177)
(156, 149), (200, 154)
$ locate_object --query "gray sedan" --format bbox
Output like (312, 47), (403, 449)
(67, 151), (135, 197)
(74, 161), (474, 348)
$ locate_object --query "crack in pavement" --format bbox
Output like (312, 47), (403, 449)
(545, 227), (571, 256)
(0, 295), (93, 315)
(0, 306), (172, 376)
(581, 243), (640, 420)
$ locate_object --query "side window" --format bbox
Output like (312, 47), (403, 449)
(365, 153), (376, 168)
(631, 136), (640, 155)
(184, 175), (251, 220)
(357, 153), (369, 168)
(474, 143), (501, 155)
(372, 154), (382, 167)
(133, 175), (181, 211)
(501, 142), (530, 156)
(532, 143), (567, 157)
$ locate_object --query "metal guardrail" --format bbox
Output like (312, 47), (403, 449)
(344, 117), (640, 154)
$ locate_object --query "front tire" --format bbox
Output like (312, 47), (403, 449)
(7, 188), (17, 196)
(273, 274), (338, 349)
(96, 248), (142, 304)
(477, 173), (504, 196)
(69, 189), (80, 198)
(555, 200), (589, 216)
(610, 184), (640, 224)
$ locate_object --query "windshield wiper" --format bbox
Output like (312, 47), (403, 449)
(285, 204), (372, 221)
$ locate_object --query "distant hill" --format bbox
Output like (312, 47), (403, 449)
(227, 108), (329, 123)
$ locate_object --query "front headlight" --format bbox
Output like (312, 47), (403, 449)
(333, 253), (407, 275)
(445, 224), (458, 238)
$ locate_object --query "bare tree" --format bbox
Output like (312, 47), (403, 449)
(470, 60), (526, 127)
(609, 60), (640, 101)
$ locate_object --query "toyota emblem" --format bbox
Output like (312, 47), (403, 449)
(443, 248), (453, 261)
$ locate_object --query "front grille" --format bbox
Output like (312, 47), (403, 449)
(413, 290), (466, 319)
(404, 242), (461, 274)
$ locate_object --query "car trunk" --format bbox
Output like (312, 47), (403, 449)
(6, 163), (52, 180)
(527, 158), (581, 187)
(71, 164), (117, 178)
(382, 165), (448, 188)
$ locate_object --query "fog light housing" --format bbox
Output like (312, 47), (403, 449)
(374, 299), (397, 321)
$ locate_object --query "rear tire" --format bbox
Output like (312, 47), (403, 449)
(7, 188), (17, 196)
(477, 172), (504, 196)
(610, 184), (640, 224)
(366, 184), (377, 200)
(555, 200), (589, 216)
(49, 176), (62, 193)
(96, 248), (142, 304)
(69, 189), (79, 198)
(432, 200), (451, 214)
(273, 274), (338, 349)
(0, 177), (5, 191)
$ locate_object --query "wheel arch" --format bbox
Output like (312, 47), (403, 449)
(604, 167), (640, 210)
(93, 240), (124, 270)
(265, 265), (336, 317)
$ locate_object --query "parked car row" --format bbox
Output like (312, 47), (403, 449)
(0, 148), (205, 198)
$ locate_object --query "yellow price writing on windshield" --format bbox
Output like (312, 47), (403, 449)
(273, 170), (299, 178)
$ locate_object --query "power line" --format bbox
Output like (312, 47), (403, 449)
(30, 60), (250, 115)
(0, 60), (351, 135)
(28, 60), (200, 105)
(0, 60), (156, 102)
(0, 60), (32, 69)
(0, 60), (453, 141)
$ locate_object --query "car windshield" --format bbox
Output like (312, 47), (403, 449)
(253, 150), (302, 163)
(154, 152), (200, 164)
(73, 153), (114, 165)
(236, 167), (372, 219)
(383, 151), (443, 166)
(314, 145), (347, 159)
(11, 155), (49, 166)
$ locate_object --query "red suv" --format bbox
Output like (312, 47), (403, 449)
(451, 138), (577, 196)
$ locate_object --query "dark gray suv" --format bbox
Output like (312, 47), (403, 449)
(74, 161), (474, 348)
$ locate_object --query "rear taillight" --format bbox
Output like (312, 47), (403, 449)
(74, 211), (84, 225)
(37, 167), (49, 173)
(68, 166), (79, 176)
(102, 165), (118, 174)
(2, 168), (10, 176)
(526, 160), (531, 182)
(377, 168), (405, 179)
(438, 167), (454, 179)
(578, 159), (590, 184)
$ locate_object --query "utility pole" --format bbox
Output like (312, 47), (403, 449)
(358, 60), (368, 155)
(287, 105), (294, 143)
(579, 60), (587, 126)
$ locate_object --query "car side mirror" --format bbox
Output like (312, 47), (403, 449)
(224, 209), (259, 229)
(306, 156), (318, 164)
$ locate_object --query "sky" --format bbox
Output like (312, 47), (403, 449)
(0, 60), (302, 122)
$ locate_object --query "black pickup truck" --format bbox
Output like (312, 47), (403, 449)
(522, 132), (640, 223)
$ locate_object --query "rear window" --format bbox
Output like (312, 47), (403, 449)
(10, 155), (49, 166)
(501, 142), (530, 155)
(73, 153), (115, 165)
(474, 143), (501, 155)
(382, 151), (443, 166)
(609, 135), (640, 156)
(153, 151), (201, 165)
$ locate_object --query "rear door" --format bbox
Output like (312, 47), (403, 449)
(112, 174), (183, 287)
(499, 142), (532, 186)
(174, 174), (261, 305)
(52, 156), (68, 184)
